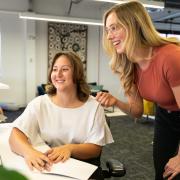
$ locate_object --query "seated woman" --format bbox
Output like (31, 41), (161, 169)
(9, 51), (113, 179)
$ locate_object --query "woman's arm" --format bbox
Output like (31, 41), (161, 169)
(69, 143), (102, 159)
(9, 128), (33, 156)
(9, 128), (51, 171)
(46, 143), (102, 163)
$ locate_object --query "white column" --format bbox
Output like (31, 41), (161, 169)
(25, 20), (36, 104)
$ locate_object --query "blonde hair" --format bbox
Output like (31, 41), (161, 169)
(46, 51), (90, 102)
(103, 0), (180, 95)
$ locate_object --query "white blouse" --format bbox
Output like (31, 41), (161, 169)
(13, 94), (114, 147)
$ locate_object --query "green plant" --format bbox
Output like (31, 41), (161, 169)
(0, 166), (28, 180)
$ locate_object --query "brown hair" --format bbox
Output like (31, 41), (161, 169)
(46, 51), (90, 102)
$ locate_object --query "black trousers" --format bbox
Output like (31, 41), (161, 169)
(153, 106), (180, 180)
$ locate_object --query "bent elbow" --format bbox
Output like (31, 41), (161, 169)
(134, 113), (143, 119)
(131, 110), (143, 119)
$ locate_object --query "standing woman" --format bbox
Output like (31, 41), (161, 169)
(96, 1), (180, 180)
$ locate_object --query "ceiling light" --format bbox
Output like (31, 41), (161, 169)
(94, 0), (164, 9)
(19, 12), (103, 26)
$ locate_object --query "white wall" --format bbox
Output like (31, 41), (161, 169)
(0, 12), (26, 107)
(86, 26), (100, 83)
(36, 21), (48, 85)
(25, 20), (37, 103)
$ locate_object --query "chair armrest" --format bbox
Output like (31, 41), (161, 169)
(106, 158), (126, 177)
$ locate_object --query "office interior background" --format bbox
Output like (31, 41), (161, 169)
(0, 0), (180, 108)
(0, 1), (180, 179)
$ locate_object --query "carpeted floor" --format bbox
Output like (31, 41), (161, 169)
(3, 108), (25, 123)
(2, 109), (155, 179)
(101, 116), (154, 180)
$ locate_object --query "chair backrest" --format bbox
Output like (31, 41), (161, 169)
(37, 84), (46, 96)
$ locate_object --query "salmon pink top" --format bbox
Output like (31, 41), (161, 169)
(135, 44), (180, 111)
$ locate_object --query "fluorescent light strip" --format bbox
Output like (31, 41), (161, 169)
(19, 12), (103, 26)
(94, 0), (164, 9)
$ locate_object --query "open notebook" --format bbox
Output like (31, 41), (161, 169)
(0, 125), (97, 180)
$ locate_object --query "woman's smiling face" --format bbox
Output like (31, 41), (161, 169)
(105, 12), (127, 54)
(51, 55), (75, 92)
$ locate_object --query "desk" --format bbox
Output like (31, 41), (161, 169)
(0, 124), (73, 180)
(0, 124), (102, 180)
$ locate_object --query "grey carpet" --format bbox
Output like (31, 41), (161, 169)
(102, 116), (154, 180)
(3, 109), (155, 179)
(3, 108), (25, 123)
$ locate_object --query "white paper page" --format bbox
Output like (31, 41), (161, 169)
(33, 141), (98, 180)
(43, 158), (97, 180)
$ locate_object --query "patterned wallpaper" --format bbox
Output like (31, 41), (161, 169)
(48, 23), (88, 71)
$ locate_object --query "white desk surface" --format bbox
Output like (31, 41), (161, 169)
(0, 123), (92, 180)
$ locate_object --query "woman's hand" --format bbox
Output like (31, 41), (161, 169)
(96, 92), (117, 107)
(163, 155), (180, 180)
(24, 148), (52, 172)
(45, 145), (72, 163)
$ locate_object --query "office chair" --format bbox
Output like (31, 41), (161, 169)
(102, 159), (126, 178)
(37, 84), (46, 96)
(86, 156), (126, 179)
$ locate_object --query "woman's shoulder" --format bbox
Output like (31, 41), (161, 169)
(154, 44), (180, 71)
(86, 95), (104, 110)
(157, 43), (180, 54)
(87, 95), (99, 105)
(28, 94), (49, 106)
(154, 44), (180, 62)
